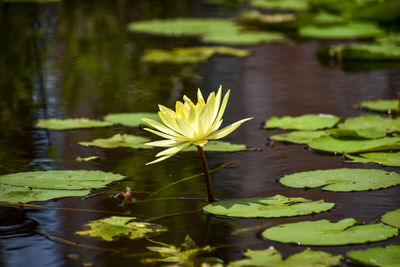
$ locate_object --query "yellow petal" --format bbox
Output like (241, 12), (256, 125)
(207, 117), (253, 140)
(143, 128), (188, 141)
(158, 111), (182, 134)
(193, 139), (208, 146)
(158, 104), (176, 117)
(146, 154), (174, 165)
(155, 142), (191, 157)
(142, 118), (182, 137)
(211, 86), (222, 122)
(205, 89), (230, 136)
(145, 140), (182, 147)
(176, 117), (195, 138)
(197, 88), (205, 104)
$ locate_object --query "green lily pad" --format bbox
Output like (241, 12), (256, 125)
(262, 218), (398, 246)
(299, 22), (384, 39)
(308, 136), (400, 153)
(345, 152), (400, 167)
(359, 99), (398, 113)
(265, 114), (340, 130)
(143, 46), (251, 64)
(382, 209), (400, 228)
(279, 168), (400, 192)
(326, 128), (386, 139)
(347, 245), (400, 267)
(128, 18), (286, 45)
(183, 141), (255, 152)
(250, 0), (308, 11)
(76, 216), (167, 241)
(76, 156), (100, 162)
(228, 247), (343, 267)
(79, 134), (151, 149)
(103, 112), (160, 127)
(270, 131), (327, 144)
(338, 115), (400, 134)
(237, 11), (297, 30)
(326, 43), (400, 61)
(36, 118), (112, 130)
(0, 170), (125, 203)
(203, 195), (335, 218)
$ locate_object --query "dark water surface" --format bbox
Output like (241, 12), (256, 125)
(1, 1), (399, 266)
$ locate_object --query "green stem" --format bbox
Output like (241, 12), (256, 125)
(196, 146), (215, 202)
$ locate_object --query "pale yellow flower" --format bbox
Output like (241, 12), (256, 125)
(142, 86), (253, 165)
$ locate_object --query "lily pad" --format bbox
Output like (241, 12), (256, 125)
(183, 141), (255, 152)
(79, 134), (151, 149)
(326, 128), (386, 139)
(347, 245), (400, 267)
(359, 99), (398, 113)
(262, 218), (398, 246)
(299, 22), (384, 39)
(326, 43), (400, 61)
(36, 118), (112, 130)
(76, 216), (167, 241)
(103, 112), (160, 127)
(345, 152), (400, 167)
(128, 18), (286, 45)
(0, 170), (125, 203)
(381, 209), (400, 228)
(203, 195), (335, 218)
(308, 136), (400, 153)
(338, 115), (400, 134)
(265, 114), (340, 130)
(143, 46), (251, 64)
(228, 247), (343, 267)
(250, 0), (308, 11)
(279, 168), (400, 192)
(76, 156), (100, 162)
(269, 131), (327, 144)
(237, 11), (297, 30)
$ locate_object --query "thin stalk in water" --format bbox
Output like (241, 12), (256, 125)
(197, 146), (214, 202)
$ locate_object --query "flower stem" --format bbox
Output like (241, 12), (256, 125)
(196, 146), (215, 202)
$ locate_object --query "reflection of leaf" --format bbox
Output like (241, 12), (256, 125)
(79, 134), (151, 149)
(347, 245), (400, 267)
(381, 209), (400, 228)
(0, 170), (125, 203)
(145, 235), (222, 267)
(228, 247), (343, 267)
(76, 216), (167, 241)
(183, 141), (256, 152)
(36, 118), (112, 130)
(299, 22), (383, 39)
(250, 0), (308, 11)
(270, 130), (327, 144)
(103, 112), (160, 127)
(345, 152), (400, 167)
(143, 46), (250, 64)
(128, 18), (286, 45)
(338, 115), (400, 134)
(203, 195), (334, 218)
(308, 135), (400, 153)
(359, 99), (398, 113)
(280, 168), (400, 192)
(262, 218), (398, 246)
(265, 114), (340, 130)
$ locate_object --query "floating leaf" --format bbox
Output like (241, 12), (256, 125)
(203, 195), (334, 218)
(279, 168), (400, 192)
(103, 112), (160, 127)
(308, 135), (400, 153)
(79, 134), (151, 149)
(359, 99), (398, 113)
(326, 43), (400, 61)
(76, 216), (167, 241)
(0, 170), (125, 203)
(265, 114), (340, 130)
(183, 141), (256, 152)
(338, 115), (400, 134)
(237, 11), (297, 30)
(249, 0), (308, 11)
(36, 118), (112, 130)
(128, 18), (286, 45)
(381, 209), (400, 228)
(326, 128), (386, 139)
(347, 245), (400, 267)
(228, 247), (343, 267)
(76, 156), (100, 162)
(143, 46), (251, 64)
(262, 218), (398, 246)
(345, 152), (400, 167)
(270, 131), (327, 144)
(299, 22), (383, 39)
(145, 235), (221, 267)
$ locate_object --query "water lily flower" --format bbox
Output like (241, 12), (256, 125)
(142, 86), (253, 165)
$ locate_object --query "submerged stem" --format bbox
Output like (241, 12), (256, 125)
(196, 146), (215, 202)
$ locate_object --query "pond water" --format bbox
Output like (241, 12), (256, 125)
(1, 1), (399, 266)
